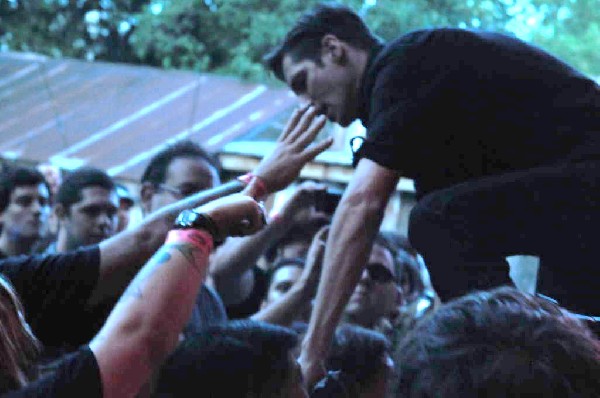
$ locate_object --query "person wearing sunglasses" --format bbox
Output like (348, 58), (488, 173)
(343, 233), (403, 337)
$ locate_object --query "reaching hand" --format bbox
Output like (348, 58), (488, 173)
(297, 226), (328, 295)
(277, 181), (328, 224)
(249, 105), (333, 196)
(194, 194), (266, 241)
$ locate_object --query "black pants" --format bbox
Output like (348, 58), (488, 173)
(408, 159), (599, 315)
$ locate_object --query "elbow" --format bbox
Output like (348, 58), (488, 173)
(141, 327), (180, 365)
(340, 187), (388, 219)
(117, 314), (180, 366)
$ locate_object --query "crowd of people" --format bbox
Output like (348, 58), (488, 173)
(1, 2), (599, 397)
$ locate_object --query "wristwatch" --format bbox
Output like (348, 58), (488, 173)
(173, 210), (222, 244)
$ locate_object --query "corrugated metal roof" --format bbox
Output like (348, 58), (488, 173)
(0, 52), (296, 181)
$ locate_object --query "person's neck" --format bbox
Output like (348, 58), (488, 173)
(55, 228), (75, 253)
(0, 232), (36, 257)
(354, 48), (371, 86)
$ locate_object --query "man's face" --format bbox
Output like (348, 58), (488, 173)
(345, 243), (401, 327)
(282, 51), (360, 127)
(148, 157), (220, 213)
(0, 184), (50, 240)
(263, 264), (303, 307)
(62, 186), (118, 247)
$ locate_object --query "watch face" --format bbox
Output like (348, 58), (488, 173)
(176, 210), (199, 228)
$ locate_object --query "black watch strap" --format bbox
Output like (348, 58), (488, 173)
(174, 210), (222, 244)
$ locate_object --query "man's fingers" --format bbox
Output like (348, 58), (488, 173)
(279, 103), (310, 142)
(287, 106), (320, 143)
(296, 114), (326, 148)
(302, 137), (334, 161)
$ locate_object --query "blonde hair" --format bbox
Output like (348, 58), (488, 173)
(0, 275), (40, 390)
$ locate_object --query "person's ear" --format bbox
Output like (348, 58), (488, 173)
(321, 34), (346, 64)
(140, 182), (155, 215)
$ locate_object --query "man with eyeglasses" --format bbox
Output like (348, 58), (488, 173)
(343, 233), (403, 339)
(140, 139), (228, 335)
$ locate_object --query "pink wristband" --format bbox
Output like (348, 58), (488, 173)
(165, 229), (214, 253)
(269, 212), (282, 224)
(238, 173), (268, 199)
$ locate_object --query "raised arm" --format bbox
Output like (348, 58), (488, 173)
(251, 226), (327, 326)
(210, 182), (327, 306)
(90, 105), (331, 306)
(89, 194), (265, 398)
(299, 159), (400, 387)
(89, 181), (246, 306)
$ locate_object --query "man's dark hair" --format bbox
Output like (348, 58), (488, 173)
(0, 166), (48, 213)
(264, 2), (382, 81)
(140, 140), (220, 185)
(327, 324), (390, 387)
(268, 257), (306, 284)
(393, 287), (600, 397)
(55, 167), (115, 211)
(264, 218), (329, 263)
(155, 320), (299, 398)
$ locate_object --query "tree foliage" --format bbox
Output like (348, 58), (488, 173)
(1, 0), (598, 80)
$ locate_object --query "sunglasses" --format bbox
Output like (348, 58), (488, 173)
(366, 262), (395, 284)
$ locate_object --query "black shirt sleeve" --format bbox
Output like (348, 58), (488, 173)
(1, 346), (102, 398)
(0, 246), (101, 347)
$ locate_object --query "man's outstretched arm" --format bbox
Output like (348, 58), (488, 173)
(299, 158), (400, 387)
(89, 105), (330, 306)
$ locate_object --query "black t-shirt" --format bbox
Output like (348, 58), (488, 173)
(354, 29), (600, 197)
(0, 246), (100, 348)
(1, 346), (102, 398)
(183, 284), (228, 335)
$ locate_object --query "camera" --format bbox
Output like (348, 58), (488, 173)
(314, 188), (343, 214)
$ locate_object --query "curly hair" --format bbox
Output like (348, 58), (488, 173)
(394, 287), (600, 397)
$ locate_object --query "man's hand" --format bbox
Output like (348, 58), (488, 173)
(249, 105), (333, 196)
(296, 226), (328, 296)
(277, 181), (328, 225)
(298, 354), (327, 391)
(195, 194), (266, 240)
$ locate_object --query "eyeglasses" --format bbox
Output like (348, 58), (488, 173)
(366, 262), (395, 284)
(156, 183), (205, 199)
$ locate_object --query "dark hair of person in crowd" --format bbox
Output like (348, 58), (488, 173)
(155, 320), (301, 398)
(393, 286), (600, 398)
(264, 218), (329, 263)
(0, 275), (40, 391)
(0, 166), (49, 213)
(55, 167), (115, 211)
(268, 257), (306, 282)
(378, 231), (430, 301)
(140, 140), (221, 186)
(263, 2), (382, 81)
(326, 324), (391, 395)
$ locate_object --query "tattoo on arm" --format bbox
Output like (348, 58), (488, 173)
(169, 243), (204, 274)
(120, 244), (204, 300)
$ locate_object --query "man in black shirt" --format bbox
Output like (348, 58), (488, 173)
(264, 3), (599, 386)
(0, 105), (330, 396)
(0, 167), (50, 259)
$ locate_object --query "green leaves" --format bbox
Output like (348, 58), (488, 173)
(1, 0), (598, 79)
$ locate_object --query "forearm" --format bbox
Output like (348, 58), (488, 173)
(90, 234), (212, 398)
(211, 218), (287, 278)
(302, 192), (386, 363)
(251, 283), (310, 326)
(91, 180), (245, 304)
